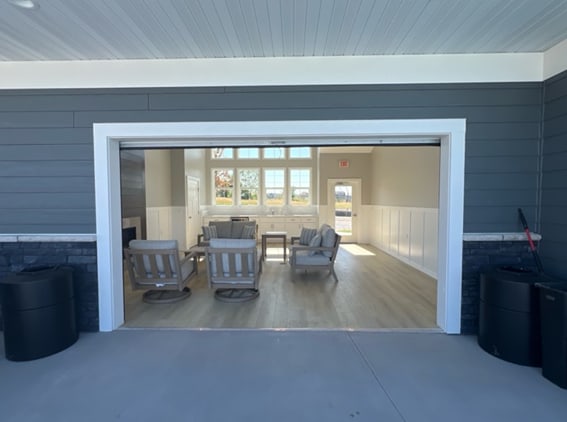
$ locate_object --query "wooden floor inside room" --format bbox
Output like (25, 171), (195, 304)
(123, 244), (438, 330)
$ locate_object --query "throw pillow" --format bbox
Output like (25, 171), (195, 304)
(242, 224), (256, 239)
(299, 227), (317, 245)
(308, 233), (322, 255)
(321, 228), (336, 257)
(202, 225), (218, 241)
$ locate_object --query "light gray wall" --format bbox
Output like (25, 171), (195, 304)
(0, 83), (543, 233)
(371, 147), (440, 208)
(318, 152), (373, 205)
(144, 150), (172, 207)
(184, 148), (207, 205)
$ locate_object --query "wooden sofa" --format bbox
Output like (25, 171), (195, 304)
(198, 220), (257, 246)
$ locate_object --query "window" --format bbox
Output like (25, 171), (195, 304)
(238, 169), (260, 206)
(289, 169), (311, 206)
(263, 147), (285, 159)
(289, 147), (311, 159)
(264, 169), (285, 206)
(213, 169), (234, 205)
(237, 148), (259, 159)
(211, 148), (233, 159)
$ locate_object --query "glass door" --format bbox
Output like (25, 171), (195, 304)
(328, 179), (360, 243)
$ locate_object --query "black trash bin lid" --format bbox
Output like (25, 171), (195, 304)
(0, 266), (74, 310)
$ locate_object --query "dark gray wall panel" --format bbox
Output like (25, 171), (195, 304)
(0, 112), (73, 128)
(464, 173), (538, 191)
(0, 128), (92, 144)
(0, 161), (93, 177)
(0, 209), (95, 225)
(0, 82), (545, 233)
(465, 156), (538, 173)
(0, 176), (94, 193)
(0, 94), (148, 112)
(543, 134), (567, 154)
(465, 189), (536, 207)
(544, 95), (567, 119)
(0, 193), (94, 209)
(541, 70), (567, 279)
(0, 144), (93, 160)
(543, 150), (567, 172)
(148, 87), (541, 109)
(465, 139), (540, 157)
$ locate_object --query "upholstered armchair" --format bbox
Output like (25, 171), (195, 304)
(204, 238), (261, 302)
(124, 239), (196, 303)
(289, 225), (341, 282)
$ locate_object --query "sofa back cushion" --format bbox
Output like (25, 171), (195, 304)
(320, 227), (337, 257)
(202, 225), (218, 241)
(299, 227), (318, 245)
(208, 238), (257, 276)
(128, 239), (179, 276)
(210, 221), (232, 238)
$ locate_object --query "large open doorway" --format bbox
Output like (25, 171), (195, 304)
(95, 119), (465, 333)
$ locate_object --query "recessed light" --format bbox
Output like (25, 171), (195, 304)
(8, 0), (40, 10)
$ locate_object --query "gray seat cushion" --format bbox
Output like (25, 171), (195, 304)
(294, 250), (331, 266)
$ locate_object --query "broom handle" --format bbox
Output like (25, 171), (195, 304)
(518, 208), (544, 273)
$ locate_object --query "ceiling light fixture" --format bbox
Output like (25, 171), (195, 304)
(8, 0), (39, 10)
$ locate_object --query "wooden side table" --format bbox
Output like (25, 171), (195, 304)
(261, 232), (287, 263)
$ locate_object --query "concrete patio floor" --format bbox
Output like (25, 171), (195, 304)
(1, 330), (566, 422)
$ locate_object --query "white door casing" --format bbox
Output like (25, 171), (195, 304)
(94, 119), (465, 333)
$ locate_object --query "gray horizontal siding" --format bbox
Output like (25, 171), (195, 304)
(541, 70), (567, 279)
(0, 94), (148, 112)
(0, 82), (543, 233)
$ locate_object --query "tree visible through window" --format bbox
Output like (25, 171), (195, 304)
(213, 169), (234, 205)
(239, 169), (259, 205)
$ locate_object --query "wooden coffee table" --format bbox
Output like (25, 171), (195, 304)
(186, 245), (206, 273)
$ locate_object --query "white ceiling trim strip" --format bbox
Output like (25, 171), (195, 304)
(0, 53), (556, 90)
(544, 38), (567, 80)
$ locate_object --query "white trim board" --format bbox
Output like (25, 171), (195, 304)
(94, 119), (466, 334)
(0, 53), (557, 90)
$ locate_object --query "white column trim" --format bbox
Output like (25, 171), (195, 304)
(94, 119), (465, 333)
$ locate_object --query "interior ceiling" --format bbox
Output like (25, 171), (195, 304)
(1, 0), (567, 62)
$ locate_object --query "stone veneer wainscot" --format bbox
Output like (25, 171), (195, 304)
(0, 234), (98, 332)
(461, 232), (542, 335)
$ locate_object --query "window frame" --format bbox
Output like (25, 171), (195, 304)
(288, 167), (312, 206)
(237, 168), (260, 206)
(263, 168), (286, 207)
(212, 168), (235, 206)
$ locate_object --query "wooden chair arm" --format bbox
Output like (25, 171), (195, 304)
(290, 236), (301, 245)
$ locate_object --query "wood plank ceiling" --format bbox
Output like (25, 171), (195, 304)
(1, 0), (567, 61)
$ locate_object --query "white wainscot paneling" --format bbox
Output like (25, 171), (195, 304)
(423, 211), (439, 275)
(389, 209), (400, 255)
(146, 207), (172, 242)
(370, 206), (438, 278)
(398, 208), (411, 259)
(409, 211), (425, 267)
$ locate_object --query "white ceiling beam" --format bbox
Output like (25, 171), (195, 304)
(0, 52), (550, 90)
(544, 38), (567, 80)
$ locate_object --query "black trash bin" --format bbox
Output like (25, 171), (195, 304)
(478, 267), (551, 366)
(537, 281), (567, 389)
(0, 266), (78, 361)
